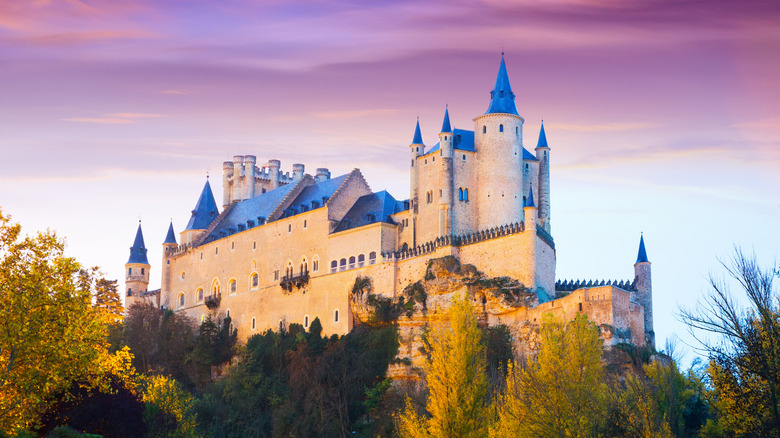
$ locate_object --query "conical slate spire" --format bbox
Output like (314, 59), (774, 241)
(185, 179), (219, 231)
(485, 55), (519, 116)
(526, 184), (536, 208)
(636, 234), (650, 263)
(440, 106), (452, 134)
(164, 221), (177, 244)
(536, 120), (549, 149)
(127, 222), (149, 264)
(411, 118), (424, 145)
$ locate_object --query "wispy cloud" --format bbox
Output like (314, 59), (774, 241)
(158, 89), (190, 95)
(61, 112), (168, 124)
(312, 109), (402, 119)
(553, 122), (659, 132)
(61, 117), (133, 124)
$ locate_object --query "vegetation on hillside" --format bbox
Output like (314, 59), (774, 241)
(1, 208), (778, 437)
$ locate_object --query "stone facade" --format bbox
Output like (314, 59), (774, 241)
(125, 55), (654, 351)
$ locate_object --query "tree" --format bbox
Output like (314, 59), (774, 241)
(396, 294), (489, 438)
(680, 248), (780, 437)
(91, 276), (123, 319)
(491, 314), (607, 438)
(0, 209), (125, 432)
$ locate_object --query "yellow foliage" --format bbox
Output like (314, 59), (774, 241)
(490, 314), (607, 438)
(396, 294), (489, 438)
(141, 374), (199, 437)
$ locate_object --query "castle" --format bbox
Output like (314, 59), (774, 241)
(124, 55), (654, 348)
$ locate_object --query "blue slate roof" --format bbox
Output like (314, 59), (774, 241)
(287, 174), (349, 214)
(164, 221), (177, 244)
(185, 180), (219, 230)
(525, 184), (535, 208)
(440, 107), (452, 133)
(424, 129), (535, 161)
(127, 223), (149, 264)
(412, 119), (424, 145)
(536, 121), (549, 149)
(204, 174), (349, 242)
(426, 129), (475, 155)
(485, 56), (519, 116)
(333, 190), (400, 233)
(636, 234), (650, 263)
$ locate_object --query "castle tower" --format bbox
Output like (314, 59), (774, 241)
(292, 163), (305, 180)
(268, 159), (281, 190)
(161, 221), (177, 300)
(244, 155), (257, 200)
(438, 107), (454, 237)
(180, 179), (219, 246)
(535, 121), (551, 232)
(474, 54), (525, 230)
(222, 160), (234, 207)
(634, 234), (654, 348)
(522, 185), (539, 293)
(409, 118), (424, 246)
(231, 155), (244, 203)
(125, 221), (150, 310)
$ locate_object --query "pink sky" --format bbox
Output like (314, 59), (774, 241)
(1, 0), (779, 357)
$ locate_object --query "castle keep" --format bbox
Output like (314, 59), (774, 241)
(124, 56), (654, 348)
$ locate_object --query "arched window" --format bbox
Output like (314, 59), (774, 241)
(358, 254), (365, 268)
(197, 288), (204, 303)
(304, 315), (309, 328)
(127, 288), (132, 297)
(369, 251), (377, 265)
(285, 261), (294, 279)
(464, 188), (469, 201)
(499, 124), (504, 132)
(300, 258), (308, 275)
(348, 256), (356, 270)
(226, 309), (230, 318)
(128, 268), (132, 275)
(334, 309), (339, 323)
(312, 256), (319, 272)
(252, 317), (256, 330)
(251, 273), (259, 288)
(459, 188), (463, 201)
(330, 260), (337, 273)
(178, 293), (185, 309)
(211, 280), (220, 296)
(229, 279), (237, 294)
(516, 126), (519, 135)
(482, 125), (486, 133)
(141, 268), (145, 275)
(339, 258), (347, 271)
(273, 266), (280, 281)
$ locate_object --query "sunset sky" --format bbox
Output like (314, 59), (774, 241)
(1, 0), (778, 356)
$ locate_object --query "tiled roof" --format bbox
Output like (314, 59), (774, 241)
(333, 190), (399, 233)
(127, 223), (149, 264)
(185, 180), (219, 230)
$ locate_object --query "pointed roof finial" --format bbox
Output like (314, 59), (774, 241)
(411, 117), (424, 145)
(185, 179), (220, 231)
(636, 233), (650, 263)
(440, 106), (452, 134)
(526, 184), (536, 208)
(128, 222), (149, 264)
(536, 120), (549, 149)
(485, 55), (519, 116)
(164, 220), (177, 244)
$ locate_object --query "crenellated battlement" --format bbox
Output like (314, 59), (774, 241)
(555, 278), (637, 292)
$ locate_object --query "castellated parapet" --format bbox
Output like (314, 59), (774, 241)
(129, 55), (653, 357)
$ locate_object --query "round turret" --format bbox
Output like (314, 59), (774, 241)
(292, 163), (305, 180)
(222, 161), (234, 207)
(474, 56), (525, 230)
(267, 159), (281, 189)
(316, 168), (331, 182)
(244, 155), (257, 199)
(231, 156), (245, 202)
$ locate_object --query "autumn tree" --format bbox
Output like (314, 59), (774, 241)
(491, 314), (607, 438)
(680, 249), (780, 437)
(396, 294), (489, 438)
(0, 209), (131, 432)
